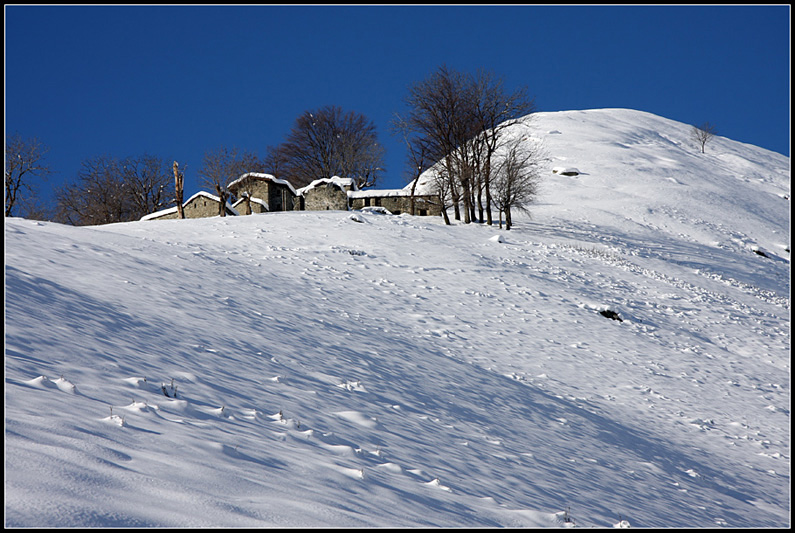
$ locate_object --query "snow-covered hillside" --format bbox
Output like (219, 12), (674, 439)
(5, 109), (790, 528)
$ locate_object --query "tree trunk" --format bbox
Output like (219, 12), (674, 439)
(484, 168), (493, 226)
(409, 177), (418, 216)
(461, 184), (472, 224)
(441, 206), (451, 225)
(476, 179), (484, 223)
(215, 185), (227, 217)
(451, 191), (461, 221)
(173, 161), (185, 219)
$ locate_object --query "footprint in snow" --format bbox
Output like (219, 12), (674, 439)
(334, 410), (379, 429)
(239, 408), (258, 420)
(375, 462), (403, 474)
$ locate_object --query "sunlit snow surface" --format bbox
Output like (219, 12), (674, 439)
(5, 109), (789, 527)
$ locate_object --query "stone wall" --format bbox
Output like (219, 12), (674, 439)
(233, 197), (269, 215)
(228, 175), (299, 212)
(183, 195), (228, 218)
(303, 183), (350, 211)
(349, 194), (442, 217)
(142, 193), (235, 220)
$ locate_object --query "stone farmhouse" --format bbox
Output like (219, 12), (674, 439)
(348, 188), (440, 217)
(140, 191), (239, 221)
(297, 176), (358, 211)
(141, 172), (442, 221)
(227, 173), (301, 213)
(297, 176), (443, 217)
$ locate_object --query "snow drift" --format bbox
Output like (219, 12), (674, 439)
(5, 108), (789, 528)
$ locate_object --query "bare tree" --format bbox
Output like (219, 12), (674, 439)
(402, 65), (478, 223)
(400, 66), (536, 225)
(275, 105), (385, 189)
(391, 112), (436, 216)
(427, 163), (455, 226)
(120, 154), (172, 217)
(469, 69), (536, 225)
(54, 155), (131, 225)
(54, 154), (174, 225)
(491, 137), (541, 230)
(5, 133), (52, 218)
(691, 122), (717, 153)
(263, 144), (290, 180)
(198, 147), (264, 216)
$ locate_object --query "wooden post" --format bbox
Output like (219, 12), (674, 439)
(173, 161), (185, 219)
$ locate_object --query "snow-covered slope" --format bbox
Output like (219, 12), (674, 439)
(5, 109), (790, 528)
(412, 108), (790, 273)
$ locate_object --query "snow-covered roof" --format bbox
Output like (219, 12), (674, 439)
(187, 191), (240, 215)
(140, 191), (239, 220)
(232, 196), (269, 211)
(552, 166), (581, 176)
(140, 206), (178, 221)
(402, 174), (440, 196)
(227, 172), (298, 196)
(297, 176), (358, 196)
(348, 188), (433, 199)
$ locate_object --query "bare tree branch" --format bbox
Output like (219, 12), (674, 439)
(198, 147), (264, 216)
(691, 122), (717, 153)
(400, 65), (537, 225)
(5, 133), (51, 218)
(491, 136), (542, 230)
(275, 105), (386, 189)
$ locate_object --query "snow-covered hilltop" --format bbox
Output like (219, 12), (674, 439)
(412, 108), (790, 267)
(5, 109), (790, 528)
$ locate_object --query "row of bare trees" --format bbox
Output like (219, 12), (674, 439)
(57, 147), (274, 222)
(9, 68), (532, 226)
(7, 69), (721, 228)
(52, 155), (174, 225)
(5, 133), (186, 225)
(5, 105), (386, 224)
(394, 65), (541, 229)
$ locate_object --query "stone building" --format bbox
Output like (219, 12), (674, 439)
(140, 191), (239, 221)
(297, 177), (357, 211)
(227, 172), (300, 212)
(232, 196), (269, 215)
(142, 173), (442, 222)
(348, 189), (442, 217)
(297, 176), (442, 216)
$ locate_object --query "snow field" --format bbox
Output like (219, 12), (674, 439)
(5, 108), (789, 527)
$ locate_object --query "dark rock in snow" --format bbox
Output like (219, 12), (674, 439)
(599, 309), (623, 322)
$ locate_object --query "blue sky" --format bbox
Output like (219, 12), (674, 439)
(5, 5), (790, 201)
